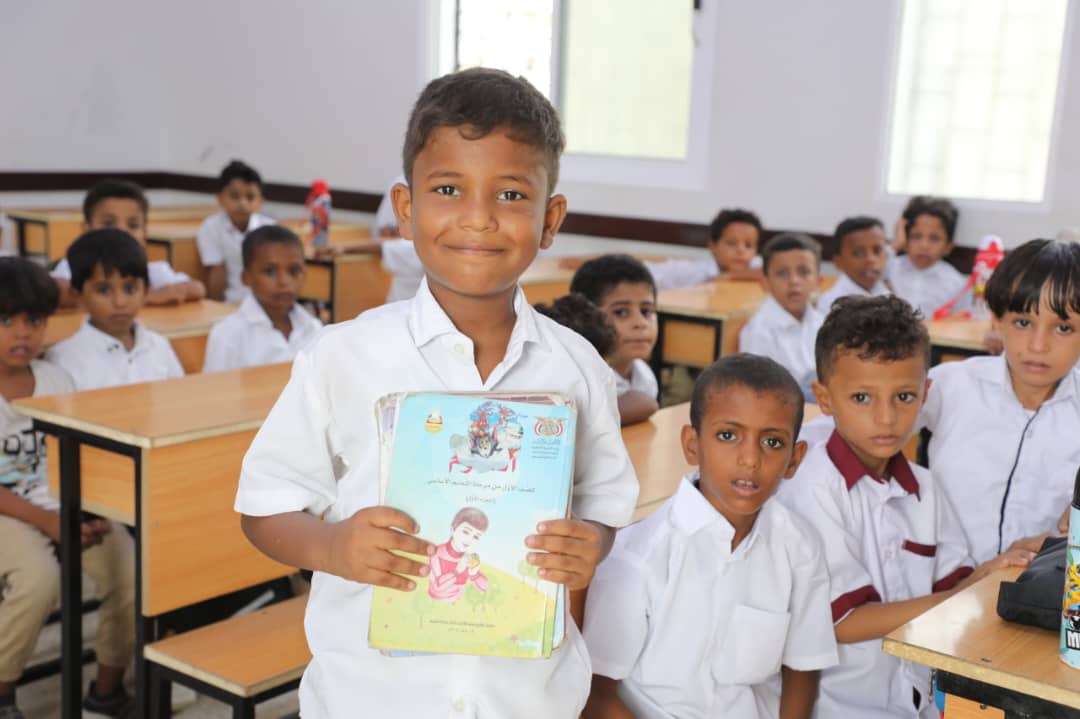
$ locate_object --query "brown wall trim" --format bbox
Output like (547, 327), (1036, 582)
(0, 171), (976, 273)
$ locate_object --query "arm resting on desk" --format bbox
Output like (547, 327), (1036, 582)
(204, 265), (226, 301)
(618, 390), (659, 426)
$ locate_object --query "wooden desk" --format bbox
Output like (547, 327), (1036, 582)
(885, 568), (1080, 717)
(655, 280), (766, 369)
(43, 300), (236, 374)
(926, 318), (991, 365)
(6, 205), (218, 263)
(13, 363), (295, 719)
(520, 256), (574, 306)
(624, 402), (821, 521)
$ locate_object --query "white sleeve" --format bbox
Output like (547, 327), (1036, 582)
(163, 342), (185, 379)
(51, 258), (72, 280)
(644, 258), (714, 291)
(572, 365), (639, 528)
(196, 217), (224, 266)
(931, 482), (976, 589)
(235, 347), (339, 516)
(921, 363), (949, 433)
(750, 254), (763, 270)
(782, 523), (840, 670)
(202, 323), (231, 373)
(148, 261), (191, 288)
(583, 552), (649, 679)
(738, 317), (768, 356)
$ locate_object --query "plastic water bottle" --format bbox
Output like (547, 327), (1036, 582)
(970, 235), (1004, 321)
(1060, 466), (1080, 668)
(306, 179), (331, 248)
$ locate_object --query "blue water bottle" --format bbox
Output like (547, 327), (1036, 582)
(1060, 467), (1080, 668)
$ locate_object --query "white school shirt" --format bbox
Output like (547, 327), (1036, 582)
(0, 360), (74, 512)
(886, 255), (970, 317)
(613, 358), (659, 399)
(234, 278), (638, 719)
(52, 258), (191, 289)
(45, 319), (184, 390)
(645, 255), (763, 291)
(738, 294), (822, 393)
(195, 211), (276, 303)
(923, 356), (1080, 562)
(585, 475), (837, 719)
(778, 433), (974, 719)
(815, 273), (891, 315)
(381, 238), (426, 303)
(202, 294), (323, 372)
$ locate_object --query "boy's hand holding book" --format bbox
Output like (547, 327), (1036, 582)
(526, 518), (606, 591)
(326, 506), (434, 591)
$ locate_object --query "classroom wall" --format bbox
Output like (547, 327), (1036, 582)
(4, 1), (1079, 248)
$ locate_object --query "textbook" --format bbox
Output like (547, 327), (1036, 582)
(369, 392), (576, 659)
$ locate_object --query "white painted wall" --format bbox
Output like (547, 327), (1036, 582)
(3, 1), (1078, 250)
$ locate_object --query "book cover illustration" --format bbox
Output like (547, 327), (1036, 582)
(369, 393), (576, 659)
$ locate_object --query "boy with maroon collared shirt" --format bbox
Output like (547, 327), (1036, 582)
(779, 295), (1032, 718)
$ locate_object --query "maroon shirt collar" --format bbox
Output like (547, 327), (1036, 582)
(825, 430), (920, 500)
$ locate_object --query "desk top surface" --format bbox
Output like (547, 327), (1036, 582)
(148, 219), (370, 241)
(884, 568), (1080, 709)
(14, 362), (291, 449)
(43, 300), (236, 349)
(5, 205), (219, 223)
(925, 318), (992, 352)
(657, 280), (767, 320)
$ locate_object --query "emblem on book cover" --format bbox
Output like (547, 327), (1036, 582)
(448, 401), (523, 474)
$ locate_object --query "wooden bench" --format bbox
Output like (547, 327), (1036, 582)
(145, 596), (310, 719)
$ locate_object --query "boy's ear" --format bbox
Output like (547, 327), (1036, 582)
(241, 269), (252, 288)
(80, 221), (90, 234)
(783, 440), (809, 479)
(391, 182), (414, 241)
(680, 424), (700, 466)
(540, 194), (568, 250)
(811, 380), (832, 416)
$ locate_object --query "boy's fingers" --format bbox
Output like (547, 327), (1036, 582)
(372, 551), (430, 578)
(381, 528), (434, 556)
(536, 518), (597, 540)
(363, 570), (418, 592)
(526, 534), (586, 556)
(366, 507), (421, 534)
(534, 568), (584, 586)
(528, 552), (583, 573)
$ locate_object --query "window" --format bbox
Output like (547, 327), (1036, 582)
(442, 0), (698, 163)
(886, 0), (1069, 203)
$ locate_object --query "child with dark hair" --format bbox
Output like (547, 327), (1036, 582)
(887, 196), (968, 316)
(780, 295), (1031, 718)
(740, 233), (823, 399)
(53, 178), (206, 308)
(923, 238), (1080, 563)
(0, 257), (137, 718)
(196, 159), (276, 303)
(235, 67), (637, 718)
(815, 216), (891, 312)
(646, 208), (764, 290)
(570, 255), (660, 423)
(203, 225), (322, 372)
(584, 353), (836, 719)
(46, 229), (183, 389)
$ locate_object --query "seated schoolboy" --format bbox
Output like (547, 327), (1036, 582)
(646, 208), (764, 290)
(923, 238), (1080, 563)
(233, 67), (638, 718)
(53, 179), (206, 308)
(570, 254), (660, 422)
(46, 230), (184, 389)
(196, 160), (276, 303)
(0, 257), (137, 719)
(203, 225), (322, 372)
(739, 233), (823, 400)
(815, 216), (891, 313)
(887, 196), (969, 316)
(584, 354), (837, 719)
(779, 295), (1031, 718)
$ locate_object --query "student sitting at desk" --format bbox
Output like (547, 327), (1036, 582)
(0, 257), (137, 719)
(234, 67), (638, 718)
(779, 296), (1031, 718)
(645, 208), (765, 290)
(815, 216), (892, 313)
(923, 239), (1080, 564)
(53, 179), (206, 308)
(887, 196), (969, 317)
(571, 254), (660, 424)
(46, 230), (184, 389)
(584, 354), (837, 719)
(196, 160), (276, 303)
(740, 233), (823, 401)
(203, 225), (322, 372)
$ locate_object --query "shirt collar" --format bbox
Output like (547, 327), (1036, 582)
(407, 277), (544, 352)
(973, 354), (1080, 406)
(825, 430), (920, 499)
(757, 294), (800, 329)
(670, 472), (765, 554)
(79, 317), (151, 356)
(237, 294), (272, 327)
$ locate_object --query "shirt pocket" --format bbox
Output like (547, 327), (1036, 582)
(714, 604), (791, 686)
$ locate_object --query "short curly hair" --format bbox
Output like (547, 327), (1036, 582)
(815, 295), (930, 382)
(0, 257), (59, 318)
(902, 195), (959, 243)
(402, 67), (565, 193)
(569, 254), (656, 306)
(534, 293), (617, 358)
(708, 208), (762, 243)
(985, 238), (1080, 320)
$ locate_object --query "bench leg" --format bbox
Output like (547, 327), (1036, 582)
(231, 697), (255, 719)
(147, 663), (172, 719)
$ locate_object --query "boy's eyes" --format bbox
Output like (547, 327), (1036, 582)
(851, 392), (870, 404)
(1012, 317), (1031, 329)
(434, 185), (460, 197)
(1057, 324), (1075, 335)
(497, 190), (525, 201)
(717, 430), (737, 442)
(763, 437), (785, 449)
(897, 391), (918, 402)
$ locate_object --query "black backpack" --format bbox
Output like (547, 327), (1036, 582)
(996, 535), (1067, 631)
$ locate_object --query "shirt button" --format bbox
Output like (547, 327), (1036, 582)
(454, 344), (466, 355)
(452, 697), (465, 712)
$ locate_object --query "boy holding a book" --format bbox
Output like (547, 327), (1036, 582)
(234, 67), (638, 718)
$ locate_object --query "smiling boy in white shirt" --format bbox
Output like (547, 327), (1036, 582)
(234, 68), (638, 719)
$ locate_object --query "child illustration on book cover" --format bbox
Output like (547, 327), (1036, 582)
(428, 507), (490, 602)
